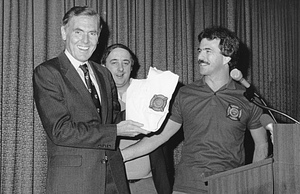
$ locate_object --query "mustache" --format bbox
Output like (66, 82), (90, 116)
(198, 60), (209, 65)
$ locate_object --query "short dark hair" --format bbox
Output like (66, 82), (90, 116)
(100, 44), (136, 66)
(101, 44), (139, 78)
(62, 6), (102, 30)
(198, 26), (240, 68)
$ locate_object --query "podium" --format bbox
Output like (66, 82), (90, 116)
(205, 124), (300, 194)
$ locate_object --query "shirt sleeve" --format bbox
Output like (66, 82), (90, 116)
(247, 104), (263, 130)
(169, 89), (183, 124)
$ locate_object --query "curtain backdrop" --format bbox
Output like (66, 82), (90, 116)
(1, 0), (299, 193)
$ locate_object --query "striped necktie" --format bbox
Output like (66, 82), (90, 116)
(79, 64), (102, 117)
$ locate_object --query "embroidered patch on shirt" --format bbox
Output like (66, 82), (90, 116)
(149, 94), (168, 112)
(226, 104), (242, 121)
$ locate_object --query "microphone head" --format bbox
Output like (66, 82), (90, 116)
(230, 68), (243, 81)
(260, 114), (275, 128)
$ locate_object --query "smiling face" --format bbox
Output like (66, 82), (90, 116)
(61, 15), (100, 62)
(198, 38), (231, 77)
(105, 48), (133, 90)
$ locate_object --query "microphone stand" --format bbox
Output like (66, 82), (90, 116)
(244, 88), (300, 124)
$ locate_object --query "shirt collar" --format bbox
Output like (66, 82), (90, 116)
(64, 50), (88, 69)
(198, 76), (237, 90)
(118, 78), (132, 101)
(226, 78), (237, 90)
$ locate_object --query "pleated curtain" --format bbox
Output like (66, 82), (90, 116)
(0, 0), (299, 193)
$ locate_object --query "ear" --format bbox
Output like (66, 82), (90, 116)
(61, 26), (67, 41)
(97, 24), (102, 38)
(223, 56), (231, 65)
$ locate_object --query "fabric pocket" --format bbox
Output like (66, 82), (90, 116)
(50, 155), (82, 167)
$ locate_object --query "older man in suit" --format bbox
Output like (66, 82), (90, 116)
(33, 6), (148, 194)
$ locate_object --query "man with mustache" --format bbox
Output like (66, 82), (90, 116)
(121, 26), (268, 194)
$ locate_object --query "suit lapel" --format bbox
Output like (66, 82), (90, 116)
(58, 53), (101, 118)
(90, 62), (109, 123)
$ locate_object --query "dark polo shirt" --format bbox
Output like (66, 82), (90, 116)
(170, 78), (262, 193)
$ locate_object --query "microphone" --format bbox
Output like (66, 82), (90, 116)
(260, 114), (275, 144)
(230, 68), (250, 88)
(230, 68), (256, 101)
(230, 69), (300, 124)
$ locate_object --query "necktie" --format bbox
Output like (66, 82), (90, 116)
(79, 64), (102, 117)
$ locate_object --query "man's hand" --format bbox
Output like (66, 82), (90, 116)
(117, 120), (149, 137)
(121, 119), (182, 162)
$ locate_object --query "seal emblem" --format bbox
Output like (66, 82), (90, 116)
(226, 104), (242, 121)
(149, 94), (168, 112)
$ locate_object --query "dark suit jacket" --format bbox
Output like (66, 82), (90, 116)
(33, 52), (129, 194)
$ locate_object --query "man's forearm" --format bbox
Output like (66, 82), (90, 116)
(252, 142), (268, 162)
(121, 136), (162, 162)
(121, 118), (182, 162)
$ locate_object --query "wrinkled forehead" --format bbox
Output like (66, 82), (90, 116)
(107, 48), (132, 61)
(63, 16), (100, 34)
(199, 38), (221, 50)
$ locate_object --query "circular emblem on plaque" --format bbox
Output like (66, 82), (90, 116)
(149, 94), (168, 112)
(226, 104), (242, 121)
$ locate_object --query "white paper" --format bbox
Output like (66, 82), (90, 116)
(126, 67), (179, 132)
